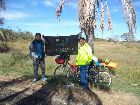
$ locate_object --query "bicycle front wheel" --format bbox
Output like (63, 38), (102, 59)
(97, 72), (112, 87)
(54, 65), (70, 79)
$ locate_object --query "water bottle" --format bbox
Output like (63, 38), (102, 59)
(31, 52), (38, 61)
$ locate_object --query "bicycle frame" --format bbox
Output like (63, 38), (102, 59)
(54, 53), (72, 78)
(67, 61), (112, 87)
(54, 53), (111, 87)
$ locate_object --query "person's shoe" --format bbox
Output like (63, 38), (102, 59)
(42, 77), (47, 82)
(66, 82), (74, 88)
(82, 87), (90, 91)
(32, 78), (37, 83)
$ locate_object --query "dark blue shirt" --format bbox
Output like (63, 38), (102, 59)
(36, 42), (43, 58)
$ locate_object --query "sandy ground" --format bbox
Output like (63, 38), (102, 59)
(0, 76), (140, 105)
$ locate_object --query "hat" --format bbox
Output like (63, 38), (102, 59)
(78, 37), (86, 41)
(35, 33), (41, 37)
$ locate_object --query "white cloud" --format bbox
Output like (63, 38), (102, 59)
(31, 1), (38, 7)
(7, 20), (78, 29)
(2, 11), (31, 20)
(61, 21), (78, 26)
(110, 8), (119, 13)
(66, 2), (78, 9)
(8, 3), (26, 10)
(44, 0), (57, 8)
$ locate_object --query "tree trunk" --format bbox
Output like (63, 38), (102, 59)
(78, 0), (95, 54)
(84, 28), (94, 54)
(88, 29), (94, 54)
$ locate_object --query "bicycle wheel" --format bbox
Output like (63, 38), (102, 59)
(88, 68), (98, 87)
(97, 72), (112, 87)
(54, 65), (70, 79)
(66, 69), (79, 84)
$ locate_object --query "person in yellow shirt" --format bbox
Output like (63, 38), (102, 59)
(76, 37), (93, 90)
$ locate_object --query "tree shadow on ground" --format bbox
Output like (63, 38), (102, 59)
(15, 77), (60, 105)
(0, 75), (33, 104)
(0, 87), (30, 103)
(0, 75), (33, 89)
(0, 75), (104, 105)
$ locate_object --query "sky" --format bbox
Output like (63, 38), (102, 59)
(1, 0), (140, 40)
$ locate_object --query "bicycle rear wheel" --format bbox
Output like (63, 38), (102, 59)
(98, 72), (112, 87)
(54, 65), (70, 79)
(66, 69), (79, 84)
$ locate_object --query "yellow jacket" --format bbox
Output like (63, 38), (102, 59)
(76, 43), (93, 65)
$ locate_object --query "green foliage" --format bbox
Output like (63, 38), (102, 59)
(0, 41), (140, 96)
(9, 49), (30, 66)
(0, 42), (11, 52)
(94, 42), (140, 96)
(0, 49), (32, 77)
(0, 28), (34, 41)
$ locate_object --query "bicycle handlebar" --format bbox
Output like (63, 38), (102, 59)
(59, 52), (70, 61)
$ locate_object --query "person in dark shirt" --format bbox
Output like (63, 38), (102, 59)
(29, 33), (47, 83)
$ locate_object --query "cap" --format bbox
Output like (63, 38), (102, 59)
(35, 33), (41, 37)
(78, 37), (86, 41)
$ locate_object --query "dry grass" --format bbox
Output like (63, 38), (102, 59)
(94, 89), (140, 105)
(8, 40), (31, 53)
(94, 41), (140, 95)
(0, 40), (140, 105)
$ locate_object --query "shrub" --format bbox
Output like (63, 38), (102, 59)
(0, 42), (11, 53)
(8, 49), (30, 66)
(12, 49), (29, 61)
(0, 28), (34, 42)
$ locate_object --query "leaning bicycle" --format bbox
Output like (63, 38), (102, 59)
(89, 62), (112, 88)
(54, 53), (71, 79)
(54, 53), (112, 88)
(66, 61), (112, 88)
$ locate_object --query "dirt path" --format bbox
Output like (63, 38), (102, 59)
(0, 76), (140, 105)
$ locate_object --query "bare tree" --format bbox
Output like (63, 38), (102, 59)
(121, 32), (135, 42)
(0, 0), (5, 40)
(0, 0), (136, 52)
(56, 0), (136, 53)
(0, 0), (5, 25)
